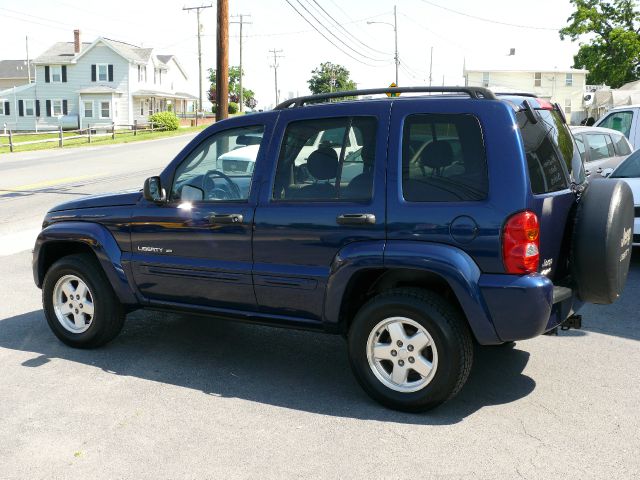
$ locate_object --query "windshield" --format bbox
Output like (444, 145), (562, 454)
(611, 150), (640, 178)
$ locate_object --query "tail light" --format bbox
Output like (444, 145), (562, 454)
(502, 211), (540, 274)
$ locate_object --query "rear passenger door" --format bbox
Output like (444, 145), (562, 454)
(252, 103), (389, 322)
(583, 132), (617, 176)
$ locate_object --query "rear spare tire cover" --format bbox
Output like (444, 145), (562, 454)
(572, 179), (634, 304)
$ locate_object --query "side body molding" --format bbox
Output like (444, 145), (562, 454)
(33, 222), (138, 306)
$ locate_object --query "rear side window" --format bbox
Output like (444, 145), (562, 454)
(598, 111), (633, 138)
(612, 133), (632, 156)
(585, 133), (614, 161)
(401, 114), (488, 202)
(517, 110), (573, 194)
(272, 116), (377, 201)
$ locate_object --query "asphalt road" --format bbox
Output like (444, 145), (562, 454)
(0, 140), (639, 479)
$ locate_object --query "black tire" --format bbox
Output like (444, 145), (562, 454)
(42, 254), (125, 348)
(571, 179), (635, 304)
(348, 288), (473, 412)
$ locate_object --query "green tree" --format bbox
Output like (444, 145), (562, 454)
(308, 62), (357, 95)
(207, 66), (256, 108)
(559, 0), (640, 88)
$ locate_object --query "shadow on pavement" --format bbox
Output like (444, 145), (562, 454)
(0, 308), (534, 425)
(578, 250), (640, 342)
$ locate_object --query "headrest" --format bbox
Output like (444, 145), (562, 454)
(419, 140), (454, 169)
(307, 146), (338, 180)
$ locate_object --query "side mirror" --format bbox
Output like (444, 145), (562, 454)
(601, 168), (614, 177)
(143, 176), (166, 203)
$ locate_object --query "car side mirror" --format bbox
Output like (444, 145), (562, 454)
(143, 176), (166, 203)
(601, 168), (614, 177)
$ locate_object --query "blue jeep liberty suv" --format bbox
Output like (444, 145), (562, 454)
(33, 87), (635, 411)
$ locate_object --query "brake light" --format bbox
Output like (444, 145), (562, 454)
(536, 98), (554, 110)
(502, 211), (540, 274)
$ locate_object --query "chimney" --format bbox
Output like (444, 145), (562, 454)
(74, 29), (81, 54)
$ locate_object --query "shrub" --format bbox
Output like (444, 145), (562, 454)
(228, 102), (239, 114)
(211, 104), (217, 113)
(149, 111), (179, 131)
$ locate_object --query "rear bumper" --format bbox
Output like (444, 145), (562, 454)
(479, 274), (578, 342)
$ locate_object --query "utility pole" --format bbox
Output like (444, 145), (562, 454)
(393, 5), (398, 86)
(230, 14), (251, 112)
(216, 0), (229, 121)
(25, 36), (31, 83)
(269, 49), (284, 106)
(183, 3), (212, 115)
(428, 46), (433, 87)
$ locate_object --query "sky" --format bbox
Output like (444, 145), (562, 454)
(0, 0), (583, 109)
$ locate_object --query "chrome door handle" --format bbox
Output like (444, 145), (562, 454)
(209, 213), (243, 224)
(336, 213), (376, 225)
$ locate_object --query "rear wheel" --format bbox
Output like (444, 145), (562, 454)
(42, 254), (125, 348)
(348, 288), (473, 412)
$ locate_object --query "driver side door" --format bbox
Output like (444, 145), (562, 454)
(130, 124), (266, 311)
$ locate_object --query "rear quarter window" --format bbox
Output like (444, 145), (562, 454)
(401, 114), (488, 202)
(517, 110), (574, 194)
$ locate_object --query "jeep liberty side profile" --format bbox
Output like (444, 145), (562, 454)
(33, 87), (635, 411)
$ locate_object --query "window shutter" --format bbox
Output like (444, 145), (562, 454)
(35, 100), (40, 117)
(3, 101), (9, 115)
(45, 66), (50, 83)
(62, 65), (67, 82)
(18, 100), (24, 116)
(62, 100), (68, 115)
(108, 64), (114, 82)
(91, 64), (96, 82)
(46, 100), (51, 117)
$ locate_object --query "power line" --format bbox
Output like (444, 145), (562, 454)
(293, 0), (389, 63)
(418, 0), (560, 31)
(309, 0), (393, 56)
(285, 0), (386, 67)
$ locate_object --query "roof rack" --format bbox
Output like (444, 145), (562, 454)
(494, 92), (538, 98)
(274, 86), (497, 109)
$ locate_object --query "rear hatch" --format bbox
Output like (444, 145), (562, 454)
(513, 99), (583, 281)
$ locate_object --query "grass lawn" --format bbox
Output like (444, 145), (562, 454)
(0, 125), (208, 154)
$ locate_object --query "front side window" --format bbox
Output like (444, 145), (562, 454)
(51, 65), (62, 82)
(24, 100), (34, 116)
(598, 111), (633, 138)
(611, 151), (640, 178)
(272, 116), (377, 201)
(52, 99), (63, 116)
(585, 133), (614, 161)
(402, 114), (488, 202)
(172, 125), (264, 202)
(98, 64), (108, 81)
(100, 101), (110, 118)
(84, 101), (93, 118)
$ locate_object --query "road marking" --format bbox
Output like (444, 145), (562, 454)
(0, 174), (102, 195)
(0, 228), (41, 256)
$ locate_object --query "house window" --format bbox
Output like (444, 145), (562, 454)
(84, 101), (93, 118)
(100, 101), (111, 118)
(51, 66), (62, 82)
(98, 64), (108, 82)
(565, 99), (572, 115)
(143, 66), (147, 82)
(159, 69), (162, 84)
(482, 72), (490, 87)
(52, 99), (63, 116)
(25, 99), (35, 116)
(137, 65), (141, 82)
(154, 68), (157, 84)
(534, 72), (542, 87)
(565, 73), (573, 86)
(140, 100), (144, 115)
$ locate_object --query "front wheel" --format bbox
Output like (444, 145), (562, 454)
(42, 254), (125, 348)
(348, 288), (473, 412)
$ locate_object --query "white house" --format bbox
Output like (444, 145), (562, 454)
(464, 54), (589, 124)
(0, 30), (197, 131)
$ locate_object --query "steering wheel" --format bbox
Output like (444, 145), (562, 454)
(203, 170), (242, 200)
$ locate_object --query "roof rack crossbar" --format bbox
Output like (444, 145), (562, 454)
(274, 86), (497, 109)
